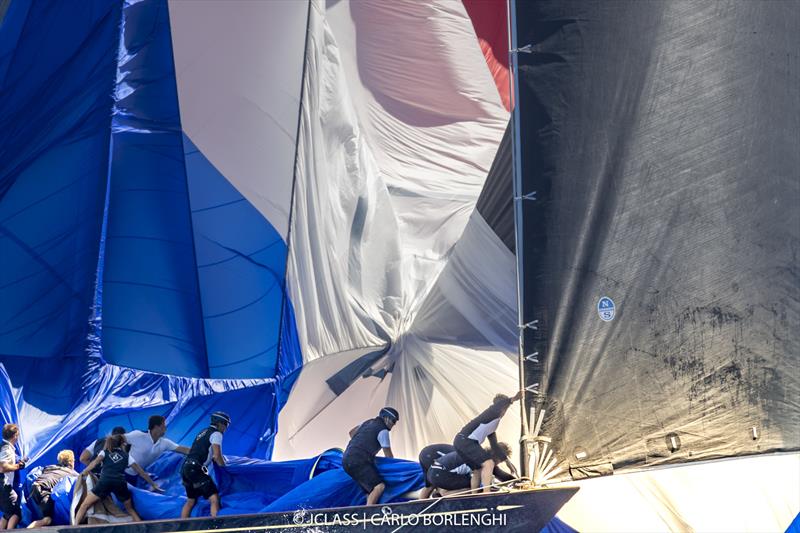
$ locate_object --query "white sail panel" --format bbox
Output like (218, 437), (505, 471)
(168, 0), (308, 239)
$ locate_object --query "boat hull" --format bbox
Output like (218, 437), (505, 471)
(51, 487), (578, 532)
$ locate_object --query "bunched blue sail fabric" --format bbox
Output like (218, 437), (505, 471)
(37, 450), (424, 520)
(0, 0), (303, 471)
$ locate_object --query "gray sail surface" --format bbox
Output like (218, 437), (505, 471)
(513, 0), (799, 477)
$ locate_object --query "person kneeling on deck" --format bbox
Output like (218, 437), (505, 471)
(27, 450), (78, 529)
(180, 411), (230, 518)
(75, 434), (162, 524)
(417, 444), (454, 499)
(343, 407), (399, 506)
(427, 443), (514, 496)
(453, 391), (521, 494)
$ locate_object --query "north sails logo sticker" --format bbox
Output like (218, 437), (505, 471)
(598, 297), (615, 321)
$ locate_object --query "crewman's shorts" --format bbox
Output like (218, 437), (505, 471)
(31, 485), (54, 518)
(418, 444), (455, 487)
(0, 485), (20, 520)
(181, 461), (218, 500)
(92, 477), (132, 502)
(427, 466), (471, 491)
(453, 434), (490, 470)
(342, 451), (383, 493)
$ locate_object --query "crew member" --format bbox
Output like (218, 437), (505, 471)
(0, 424), (26, 530)
(26, 450), (78, 528)
(453, 392), (521, 493)
(427, 443), (514, 496)
(343, 407), (399, 506)
(180, 412), (230, 519)
(79, 427), (127, 475)
(74, 434), (162, 524)
(124, 416), (189, 483)
(417, 444), (454, 499)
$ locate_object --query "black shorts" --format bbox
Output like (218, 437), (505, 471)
(453, 434), (490, 470)
(0, 485), (19, 520)
(92, 477), (132, 502)
(418, 445), (454, 487)
(181, 462), (218, 500)
(31, 485), (54, 518)
(342, 450), (383, 494)
(426, 466), (471, 491)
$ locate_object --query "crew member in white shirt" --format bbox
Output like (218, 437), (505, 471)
(122, 415), (189, 482)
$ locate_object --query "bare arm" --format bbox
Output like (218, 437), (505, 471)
(348, 426), (359, 439)
(382, 447), (394, 458)
(79, 449), (93, 466)
(79, 456), (102, 476)
(504, 459), (519, 477)
(131, 463), (161, 491)
(175, 445), (190, 455)
(211, 443), (225, 467)
(0, 460), (22, 473)
(492, 465), (515, 482)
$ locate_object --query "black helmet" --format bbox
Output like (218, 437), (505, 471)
(379, 407), (399, 422)
(210, 411), (231, 426)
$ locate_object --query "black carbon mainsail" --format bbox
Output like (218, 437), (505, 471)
(510, 0), (799, 480)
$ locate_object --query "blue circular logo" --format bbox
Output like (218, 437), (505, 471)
(597, 297), (615, 321)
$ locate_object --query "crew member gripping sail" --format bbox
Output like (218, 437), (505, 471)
(453, 392), (521, 493)
(26, 450), (78, 529)
(343, 408), (399, 506)
(74, 434), (162, 524)
(427, 443), (514, 496)
(417, 444), (454, 499)
(180, 412), (230, 518)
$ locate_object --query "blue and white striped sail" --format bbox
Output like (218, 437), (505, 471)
(0, 0), (306, 460)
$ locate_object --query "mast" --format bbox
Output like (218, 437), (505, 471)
(507, 0), (532, 479)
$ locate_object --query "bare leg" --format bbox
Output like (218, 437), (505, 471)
(366, 482), (385, 506)
(0, 518), (7, 530)
(181, 497), (196, 519)
(470, 470), (480, 491)
(74, 492), (100, 525)
(27, 516), (53, 528)
(209, 493), (221, 517)
(480, 459), (495, 493)
(122, 499), (141, 522)
(419, 486), (434, 499)
(6, 515), (20, 529)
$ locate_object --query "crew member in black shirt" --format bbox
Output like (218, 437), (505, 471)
(343, 407), (398, 506)
(180, 411), (229, 519)
(79, 427), (127, 476)
(26, 450), (78, 528)
(74, 434), (161, 524)
(417, 443), (454, 499)
(453, 391), (521, 493)
(427, 443), (514, 496)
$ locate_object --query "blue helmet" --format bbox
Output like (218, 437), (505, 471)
(210, 411), (231, 426)
(379, 407), (399, 422)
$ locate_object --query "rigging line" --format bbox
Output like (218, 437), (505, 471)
(390, 478), (524, 533)
(274, 0), (313, 380)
